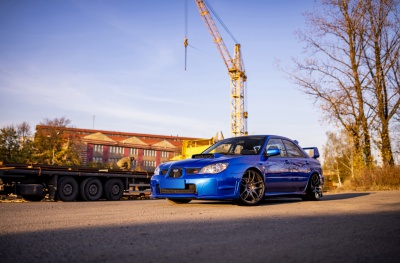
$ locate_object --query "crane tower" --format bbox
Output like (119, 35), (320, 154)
(194, 0), (248, 136)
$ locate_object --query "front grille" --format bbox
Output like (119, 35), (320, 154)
(168, 168), (183, 178)
(159, 184), (196, 194)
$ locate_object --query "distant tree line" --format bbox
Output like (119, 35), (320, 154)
(0, 117), (84, 166)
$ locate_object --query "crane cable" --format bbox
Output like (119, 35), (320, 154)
(184, 0), (188, 70)
(203, 0), (238, 44)
(185, 0), (240, 71)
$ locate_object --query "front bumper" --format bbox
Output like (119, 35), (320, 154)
(150, 173), (240, 200)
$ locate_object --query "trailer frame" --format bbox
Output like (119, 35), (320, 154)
(0, 163), (151, 201)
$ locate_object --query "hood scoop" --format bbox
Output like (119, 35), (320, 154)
(192, 154), (214, 159)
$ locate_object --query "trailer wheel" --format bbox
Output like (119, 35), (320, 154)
(80, 177), (92, 201)
(104, 178), (124, 201)
(57, 176), (79, 201)
(80, 177), (103, 201)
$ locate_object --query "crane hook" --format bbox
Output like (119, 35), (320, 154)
(184, 37), (188, 70)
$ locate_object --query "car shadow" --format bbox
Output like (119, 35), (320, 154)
(261, 197), (303, 206)
(320, 192), (371, 200)
(158, 192), (372, 206)
(261, 192), (372, 206)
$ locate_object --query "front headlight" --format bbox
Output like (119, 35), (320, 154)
(199, 163), (229, 174)
(154, 166), (160, 175)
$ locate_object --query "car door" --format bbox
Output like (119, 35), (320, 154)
(263, 138), (293, 193)
(282, 139), (310, 192)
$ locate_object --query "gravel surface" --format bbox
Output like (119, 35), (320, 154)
(1, 191), (399, 263)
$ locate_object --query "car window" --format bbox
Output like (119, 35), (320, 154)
(282, 140), (305, 158)
(266, 138), (286, 157)
(208, 143), (231, 154)
(204, 136), (266, 155)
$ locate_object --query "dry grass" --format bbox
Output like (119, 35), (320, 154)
(332, 166), (400, 191)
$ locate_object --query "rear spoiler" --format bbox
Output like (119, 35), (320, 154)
(302, 147), (320, 159)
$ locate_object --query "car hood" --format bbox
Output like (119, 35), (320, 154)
(159, 153), (258, 169)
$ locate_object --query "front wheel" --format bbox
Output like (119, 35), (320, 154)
(236, 170), (265, 206)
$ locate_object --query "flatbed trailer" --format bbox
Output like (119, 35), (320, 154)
(0, 163), (151, 202)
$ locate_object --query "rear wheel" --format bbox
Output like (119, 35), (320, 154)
(237, 170), (265, 206)
(302, 174), (322, 201)
(167, 198), (191, 204)
(57, 176), (79, 201)
(104, 178), (124, 201)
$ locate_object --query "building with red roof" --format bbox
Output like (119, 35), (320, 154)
(36, 126), (203, 172)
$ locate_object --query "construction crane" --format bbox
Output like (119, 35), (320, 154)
(194, 0), (248, 136)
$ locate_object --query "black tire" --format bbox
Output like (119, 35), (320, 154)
(237, 170), (265, 206)
(80, 177), (103, 201)
(57, 176), (79, 202)
(104, 178), (124, 201)
(302, 173), (322, 201)
(167, 198), (192, 204)
(79, 177), (92, 201)
(22, 195), (45, 202)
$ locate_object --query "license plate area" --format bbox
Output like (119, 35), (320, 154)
(159, 178), (185, 189)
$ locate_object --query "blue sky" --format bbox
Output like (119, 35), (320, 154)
(0, 0), (329, 154)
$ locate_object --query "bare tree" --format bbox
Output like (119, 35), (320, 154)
(286, 0), (373, 167)
(285, 0), (399, 167)
(323, 130), (357, 186)
(17, 121), (32, 144)
(363, 0), (400, 165)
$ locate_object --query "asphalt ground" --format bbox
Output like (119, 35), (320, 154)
(0, 191), (399, 263)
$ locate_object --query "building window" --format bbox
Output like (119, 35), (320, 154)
(143, 160), (156, 167)
(161, 151), (169, 158)
(93, 157), (103, 163)
(144, 149), (156, 156)
(108, 158), (119, 163)
(130, 148), (138, 155)
(94, 144), (103, 153)
(110, 146), (123, 154)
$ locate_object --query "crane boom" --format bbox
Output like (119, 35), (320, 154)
(194, 0), (248, 136)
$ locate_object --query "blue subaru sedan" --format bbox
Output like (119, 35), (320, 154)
(150, 135), (324, 206)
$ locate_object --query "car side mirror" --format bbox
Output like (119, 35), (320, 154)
(266, 148), (281, 157)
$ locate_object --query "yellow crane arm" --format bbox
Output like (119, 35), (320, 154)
(194, 0), (248, 136)
(194, 0), (234, 70)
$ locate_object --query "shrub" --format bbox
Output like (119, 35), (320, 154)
(338, 166), (400, 191)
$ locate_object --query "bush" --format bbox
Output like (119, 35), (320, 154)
(338, 166), (400, 191)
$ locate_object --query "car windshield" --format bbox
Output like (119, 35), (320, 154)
(203, 136), (267, 155)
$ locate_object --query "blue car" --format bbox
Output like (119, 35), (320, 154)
(150, 135), (324, 206)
